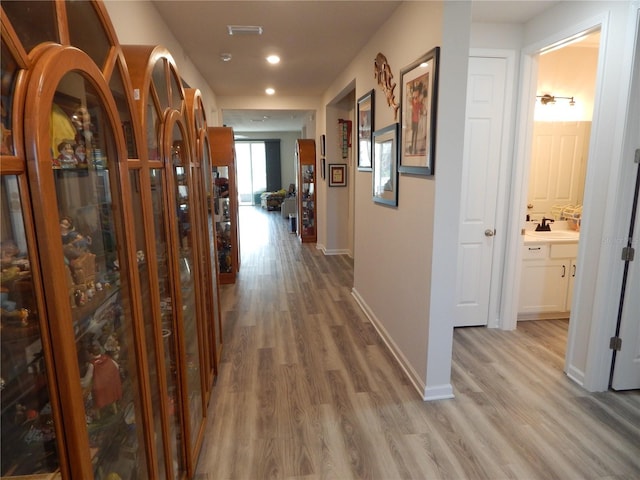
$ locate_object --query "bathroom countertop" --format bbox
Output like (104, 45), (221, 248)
(523, 230), (580, 245)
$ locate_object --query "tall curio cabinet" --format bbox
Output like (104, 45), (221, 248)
(295, 139), (317, 243)
(1, 2), (217, 479)
(122, 45), (216, 478)
(208, 127), (239, 284)
(2, 1), (156, 478)
(184, 88), (223, 386)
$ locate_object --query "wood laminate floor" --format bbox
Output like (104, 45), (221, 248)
(195, 206), (640, 480)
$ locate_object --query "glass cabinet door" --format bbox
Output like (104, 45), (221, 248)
(150, 168), (186, 479)
(1, 176), (61, 476)
(50, 71), (147, 478)
(213, 166), (233, 274)
(170, 125), (204, 461)
(300, 164), (315, 238)
(128, 170), (167, 479)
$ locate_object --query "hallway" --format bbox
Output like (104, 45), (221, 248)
(195, 207), (640, 479)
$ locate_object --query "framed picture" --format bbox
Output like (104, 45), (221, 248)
(321, 158), (326, 179)
(320, 134), (326, 156)
(357, 89), (375, 171)
(399, 46), (440, 175)
(329, 163), (347, 187)
(372, 123), (399, 206)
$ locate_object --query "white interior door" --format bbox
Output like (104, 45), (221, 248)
(611, 218), (640, 390)
(454, 56), (507, 327)
(528, 121), (590, 219)
(610, 9), (639, 390)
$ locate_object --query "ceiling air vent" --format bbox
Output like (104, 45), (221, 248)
(227, 25), (263, 36)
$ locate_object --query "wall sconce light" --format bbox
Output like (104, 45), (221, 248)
(537, 94), (575, 106)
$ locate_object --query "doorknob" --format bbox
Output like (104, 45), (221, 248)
(484, 229), (496, 237)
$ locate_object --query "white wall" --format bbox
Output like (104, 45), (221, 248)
(322, 1), (471, 399)
(535, 45), (599, 122)
(322, 101), (353, 255)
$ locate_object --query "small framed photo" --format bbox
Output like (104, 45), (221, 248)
(320, 134), (326, 156)
(329, 163), (347, 187)
(372, 123), (399, 206)
(321, 158), (326, 179)
(399, 46), (440, 176)
(357, 89), (375, 171)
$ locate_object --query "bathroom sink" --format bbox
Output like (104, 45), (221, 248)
(527, 230), (579, 240)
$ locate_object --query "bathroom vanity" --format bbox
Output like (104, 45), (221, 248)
(518, 228), (580, 318)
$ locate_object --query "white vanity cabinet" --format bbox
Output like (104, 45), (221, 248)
(518, 240), (578, 316)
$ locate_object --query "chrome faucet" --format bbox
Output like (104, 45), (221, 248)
(535, 217), (554, 232)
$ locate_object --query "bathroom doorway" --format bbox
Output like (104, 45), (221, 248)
(516, 29), (601, 325)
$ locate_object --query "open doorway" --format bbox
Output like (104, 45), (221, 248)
(236, 141), (267, 206)
(517, 29), (601, 328)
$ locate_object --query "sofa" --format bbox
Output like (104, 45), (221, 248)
(260, 190), (287, 210)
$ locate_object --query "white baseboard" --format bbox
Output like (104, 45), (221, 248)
(423, 384), (455, 401)
(351, 288), (428, 399)
(318, 244), (351, 256)
(565, 364), (585, 386)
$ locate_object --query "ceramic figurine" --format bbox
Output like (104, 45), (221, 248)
(74, 289), (86, 307)
(80, 344), (123, 417)
(55, 140), (78, 168)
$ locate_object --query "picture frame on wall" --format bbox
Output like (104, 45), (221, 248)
(329, 163), (347, 187)
(320, 134), (326, 156)
(357, 89), (375, 171)
(372, 123), (399, 206)
(399, 46), (440, 176)
(321, 158), (326, 179)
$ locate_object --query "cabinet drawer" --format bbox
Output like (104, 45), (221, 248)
(550, 243), (579, 258)
(523, 244), (549, 259)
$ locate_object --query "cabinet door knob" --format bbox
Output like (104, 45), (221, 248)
(484, 229), (496, 237)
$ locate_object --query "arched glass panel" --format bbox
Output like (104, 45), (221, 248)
(2, 0), (58, 53)
(1, 40), (19, 156)
(50, 71), (147, 478)
(152, 61), (169, 112)
(1, 176), (61, 476)
(66, 0), (111, 70)
(129, 170), (164, 478)
(202, 135), (222, 368)
(170, 125), (203, 452)
(150, 166), (186, 478)
(109, 62), (137, 159)
(146, 94), (161, 161)
(169, 69), (183, 112)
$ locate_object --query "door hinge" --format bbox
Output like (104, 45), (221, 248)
(621, 246), (635, 261)
(610, 336), (622, 351)
(634, 147), (640, 164)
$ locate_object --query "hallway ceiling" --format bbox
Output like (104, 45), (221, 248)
(151, 0), (558, 132)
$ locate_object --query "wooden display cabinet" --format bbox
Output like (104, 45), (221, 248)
(2, 2), (155, 478)
(1, 1), (219, 478)
(296, 139), (317, 243)
(123, 45), (216, 478)
(208, 127), (240, 284)
(184, 88), (223, 388)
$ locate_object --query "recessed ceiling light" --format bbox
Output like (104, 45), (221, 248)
(266, 55), (280, 65)
(227, 25), (263, 35)
(220, 53), (232, 62)
(265, 88), (275, 95)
